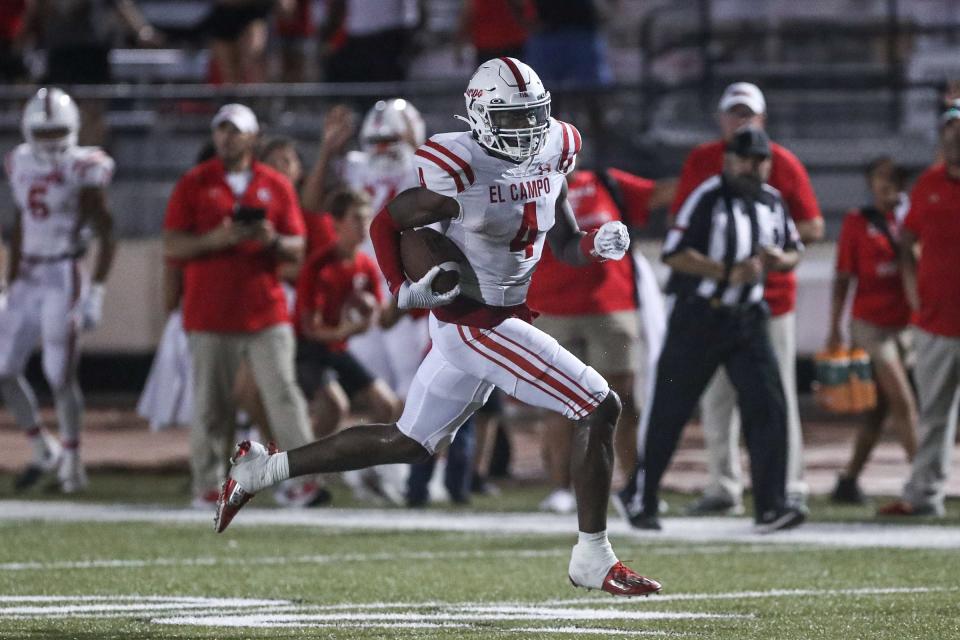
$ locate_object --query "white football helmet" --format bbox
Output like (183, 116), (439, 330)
(360, 98), (426, 166)
(21, 87), (80, 161)
(459, 57), (551, 163)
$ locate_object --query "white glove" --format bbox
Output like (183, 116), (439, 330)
(594, 221), (630, 260)
(397, 265), (460, 310)
(80, 283), (105, 330)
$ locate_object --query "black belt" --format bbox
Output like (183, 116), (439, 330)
(21, 251), (84, 264)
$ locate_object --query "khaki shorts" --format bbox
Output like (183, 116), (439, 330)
(850, 319), (914, 370)
(534, 310), (639, 377)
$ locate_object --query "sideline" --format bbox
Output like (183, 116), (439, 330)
(2, 500), (959, 549)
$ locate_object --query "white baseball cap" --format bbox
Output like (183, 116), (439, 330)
(212, 103), (259, 134)
(718, 82), (766, 115)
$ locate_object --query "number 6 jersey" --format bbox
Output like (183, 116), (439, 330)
(413, 118), (581, 307)
(5, 143), (115, 259)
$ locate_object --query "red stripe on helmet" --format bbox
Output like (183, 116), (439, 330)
(499, 57), (527, 92)
(44, 90), (52, 119)
(424, 140), (474, 185)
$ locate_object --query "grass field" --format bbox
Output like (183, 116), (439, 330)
(2, 473), (959, 639)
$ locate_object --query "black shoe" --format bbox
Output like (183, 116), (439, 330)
(685, 494), (745, 516)
(305, 487), (333, 507)
(754, 506), (807, 534)
(14, 465), (46, 491)
(628, 512), (662, 531)
(831, 475), (867, 505)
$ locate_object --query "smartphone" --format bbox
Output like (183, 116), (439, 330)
(234, 205), (266, 225)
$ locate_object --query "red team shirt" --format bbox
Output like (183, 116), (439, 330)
(528, 169), (654, 315)
(902, 164), (960, 337)
(164, 158), (305, 333)
(670, 140), (822, 316)
(835, 208), (911, 328)
(302, 209), (336, 257)
(295, 243), (383, 351)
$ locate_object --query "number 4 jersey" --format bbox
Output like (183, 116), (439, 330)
(5, 143), (115, 259)
(413, 118), (581, 307)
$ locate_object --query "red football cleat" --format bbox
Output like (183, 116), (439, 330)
(570, 561), (662, 597)
(214, 441), (277, 533)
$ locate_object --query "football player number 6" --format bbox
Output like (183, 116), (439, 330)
(27, 184), (49, 219)
(509, 201), (538, 258)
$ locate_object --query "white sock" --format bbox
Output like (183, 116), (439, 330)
(265, 451), (290, 487)
(570, 530), (619, 587)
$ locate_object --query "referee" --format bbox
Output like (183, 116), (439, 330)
(617, 127), (807, 533)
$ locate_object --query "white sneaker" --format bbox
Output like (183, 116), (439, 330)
(539, 489), (577, 514)
(57, 451), (88, 494)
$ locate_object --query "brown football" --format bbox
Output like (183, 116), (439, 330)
(399, 227), (464, 295)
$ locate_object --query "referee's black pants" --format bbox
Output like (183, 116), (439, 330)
(636, 296), (788, 521)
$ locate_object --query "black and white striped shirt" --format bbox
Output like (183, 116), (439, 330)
(662, 175), (801, 306)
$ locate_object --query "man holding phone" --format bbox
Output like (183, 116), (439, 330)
(163, 103), (315, 506)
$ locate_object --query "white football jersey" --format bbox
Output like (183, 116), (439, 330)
(342, 149), (418, 215)
(5, 144), (115, 258)
(413, 118), (581, 306)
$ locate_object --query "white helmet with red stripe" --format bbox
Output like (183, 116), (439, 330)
(360, 98), (426, 163)
(459, 57), (551, 163)
(21, 87), (80, 161)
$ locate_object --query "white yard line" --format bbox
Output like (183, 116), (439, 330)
(1, 500), (958, 549)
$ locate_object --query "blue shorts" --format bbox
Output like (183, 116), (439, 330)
(523, 29), (614, 89)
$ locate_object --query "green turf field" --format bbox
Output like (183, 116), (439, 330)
(2, 473), (959, 639)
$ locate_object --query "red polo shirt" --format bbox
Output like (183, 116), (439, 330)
(671, 139), (822, 316)
(903, 164), (960, 337)
(164, 158), (305, 333)
(835, 208), (911, 329)
(295, 243), (383, 351)
(528, 168), (654, 316)
(303, 209), (335, 257)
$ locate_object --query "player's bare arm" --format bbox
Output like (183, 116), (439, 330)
(370, 187), (462, 309)
(547, 181), (631, 266)
(547, 180), (590, 266)
(78, 187), (116, 284)
(387, 186), (461, 229)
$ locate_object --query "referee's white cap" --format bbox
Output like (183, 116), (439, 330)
(719, 82), (766, 115)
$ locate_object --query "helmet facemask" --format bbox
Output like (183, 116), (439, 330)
(470, 95), (550, 163)
(28, 126), (76, 162)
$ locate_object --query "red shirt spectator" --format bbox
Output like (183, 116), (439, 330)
(164, 157), (305, 333)
(467, 0), (533, 52)
(835, 208), (911, 328)
(303, 209), (336, 256)
(528, 168), (654, 316)
(670, 140), (821, 316)
(0, 1), (26, 41)
(295, 242), (382, 351)
(903, 163), (960, 337)
(275, 0), (314, 38)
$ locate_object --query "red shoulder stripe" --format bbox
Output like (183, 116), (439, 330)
(425, 140), (474, 185)
(571, 124), (582, 155)
(499, 57), (527, 92)
(415, 149), (465, 193)
(558, 122), (570, 172)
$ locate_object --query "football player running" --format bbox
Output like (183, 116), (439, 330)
(1, 88), (116, 493)
(216, 58), (662, 597)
